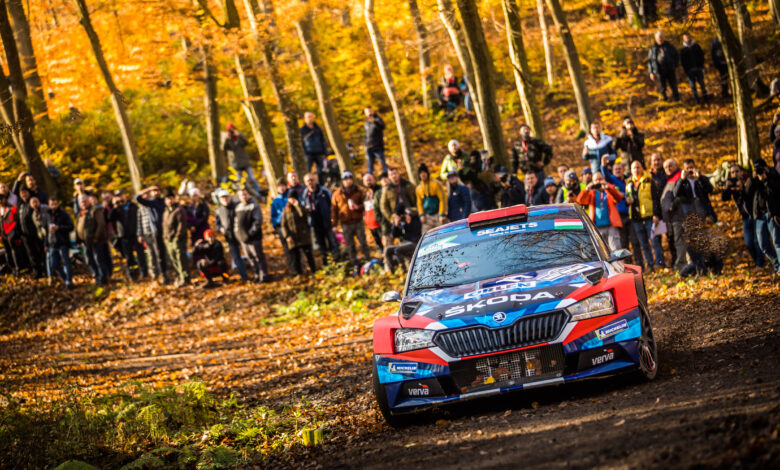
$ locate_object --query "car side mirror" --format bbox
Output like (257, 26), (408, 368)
(609, 249), (632, 263)
(382, 291), (402, 303)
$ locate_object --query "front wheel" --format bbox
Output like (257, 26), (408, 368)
(635, 309), (658, 381)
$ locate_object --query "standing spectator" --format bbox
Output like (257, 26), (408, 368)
(72, 178), (86, 214)
(576, 172), (625, 252)
(29, 197), (51, 281)
(581, 167), (593, 186)
(0, 182), (18, 207)
(234, 188), (268, 283)
(192, 229), (228, 288)
(674, 159), (720, 274)
(447, 172), (472, 221)
(438, 64), (463, 115)
(384, 207), (422, 273)
(582, 122), (616, 175)
(722, 164), (768, 268)
(492, 171), (525, 208)
(12, 172), (48, 206)
(415, 164), (447, 233)
(602, 160), (637, 262)
(649, 152), (671, 265)
(556, 164), (570, 184)
(270, 178), (294, 275)
(44, 198), (74, 287)
(281, 190), (317, 275)
(647, 30), (680, 101)
(287, 171), (306, 199)
(332, 171), (371, 266)
(660, 159), (688, 271)
(215, 189), (249, 281)
(300, 111), (329, 184)
(523, 172), (544, 206)
(440, 140), (467, 181)
(223, 123), (262, 196)
(459, 151), (492, 211)
(77, 195), (110, 285)
(710, 37), (729, 98)
(511, 124), (554, 181)
(626, 161), (663, 270)
(110, 190), (147, 281)
(162, 192), (190, 287)
(380, 166), (417, 225)
(302, 173), (340, 265)
(185, 188), (210, 244)
(746, 159), (780, 273)
(540, 177), (558, 204)
(16, 187), (45, 278)
(0, 193), (24, 275)
(136, 185), (168, 283)
(556, 170), (584, 203)
(680, 33), (708, 103)
(364, 107), (388, 175)
(363, 172), (383, 251)
(614, 117), (646, 168)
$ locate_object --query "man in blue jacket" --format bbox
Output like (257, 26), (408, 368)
(446, 172), (471, 221)
(270, 177), (294, 275)
(301, 112), (329, 184)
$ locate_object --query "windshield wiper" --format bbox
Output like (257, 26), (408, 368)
(412, 282), (460, 291)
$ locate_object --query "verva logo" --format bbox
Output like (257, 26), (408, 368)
(591, 349), (615, 366)
(407, 384), (430, 396)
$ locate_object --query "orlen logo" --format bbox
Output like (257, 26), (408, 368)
(591, 349), (615, 366)
(407, 383), (430, 397)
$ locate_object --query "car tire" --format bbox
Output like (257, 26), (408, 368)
(372, 358), (415, 428)
(635, 307), (658, 381)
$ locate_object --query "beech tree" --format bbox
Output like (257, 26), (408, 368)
(408, 0), (435, 111)
(733, 0), (769, 97)
(201, 45), (225, 182)
(536, 0), (555, 88)
(5, 0), (47, 119)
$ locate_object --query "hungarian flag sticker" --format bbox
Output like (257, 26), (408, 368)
(554, 219), (583, 230)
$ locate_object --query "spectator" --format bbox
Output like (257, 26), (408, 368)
(676, 159), (721, 275)
(0, 192), (24, 275)
(746, 159), (780, 273)
(491, 170), (525, 208)
(380, 166), (417, 226)
(234, 188), (268, 283)
(364, 107), (388, 175)
(440, 140), (467, 181)
(0, 182), (18, 207)
(416, 164), (447, 233)
(17, 187), (46, 278)
(77, 194), (110, 285)
(460, 76), (474, 113)
(447, 172), (472, 221)
(710, 37), (730, 98)
(29, 197), (51, 281)
(773, 123), (780, 174)
(223, 123), (262, 196)
(626, 160), (663, 270)
(581, 167), (593, 186)
(162, 192), (190, 287)
(282, 189), (317, 275)
(680, 33), (708, 104)
(576, 172), (624, 252)
(660, 159), (688, 271)
(44, 198), (74, 287)
(540, 177), (558, 204)
(301, 111), (329, 184)
(582, 122), (616, 175)
(511, 123), (553, 181)
(649, 153), (671, 265)
(193, 229), (228, 288)
(270, 178), (294, 276)
(214, 188), (249, 281)
(603, 160), (637, 262)
(136, 185), (169, 283)
(523, 172), (544, 206)
(332, 171), (371, 267)
(374, 172), (391, 248)
(12, 172), (48, 206)
(556, 170), (584, 204)
(110, 190), (147, 281)
(647, 30), (680, 101)
(185, 188), (209, 244)
(438, 64), (463, 114)
(363, 172), (383, 251)
(458, 151), (492, 211)
(556, 164), (570, 184)
(302, 173), (340, 265)
(383, 207), (422, 274)
(615, 117), (646, 168)
(72, 178), (86, 214)
(722, 164), (768, 268)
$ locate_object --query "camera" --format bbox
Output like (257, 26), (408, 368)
(592, 183), (602, 190)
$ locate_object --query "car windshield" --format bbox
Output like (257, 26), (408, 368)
(409, 223), (599, 291)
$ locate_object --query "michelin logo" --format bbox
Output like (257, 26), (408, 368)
(595, 319), (628, 340)
(389, 362), (418, 374)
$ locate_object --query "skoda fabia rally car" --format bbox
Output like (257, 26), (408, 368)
(372, 203), (658, 425)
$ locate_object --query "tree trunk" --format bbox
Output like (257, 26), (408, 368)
(6, 0), (47, 120)
(455, 0), (508, 167)
(545, 0), (593, 135)
(294, 5), (352, 173)
(502, 0), (544, 141)
(622, 0), (643, 28)
(734, 0), (769, 97)
(707, 0), (760, 167)
(536, 0), (554, 89)
(436, 0), (489, 151)
(770, 0), (780, 27)
(243, 0), (308, 178)
(75, 0), (143, 193)
(202, 45), (225, 183)
(364, 0), (417, 184)
(0, 0), (54, 197)
(408, 0), (435, 112)
(0, 71), (25, 157)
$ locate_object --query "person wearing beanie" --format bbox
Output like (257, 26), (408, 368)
(192, 229), (228, 287)
(511, 123), (553, 181)
(540, 177), (558, 204)
(581, 166), (593, 186)
(556, 170), (585, 204)
(415, 163), (447, 233)
(331, 171), (370, 267)
(440, 140), (467, 180)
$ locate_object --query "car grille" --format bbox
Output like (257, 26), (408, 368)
(433, 310), (569, 357)
(449, 344), (565, 394)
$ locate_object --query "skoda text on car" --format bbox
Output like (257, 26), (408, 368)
(372, 204), (658, 424)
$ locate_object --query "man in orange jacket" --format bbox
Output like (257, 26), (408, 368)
(576, 171), (625, 252)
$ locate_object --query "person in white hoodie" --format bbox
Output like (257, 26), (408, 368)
(582, 122), (616, 175)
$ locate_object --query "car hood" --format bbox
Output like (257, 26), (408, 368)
(399, 261), (606, 329)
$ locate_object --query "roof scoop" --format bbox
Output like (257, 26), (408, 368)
(582, 267), (605, 286)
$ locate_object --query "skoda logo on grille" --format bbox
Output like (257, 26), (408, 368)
(492, 311), (507, 323)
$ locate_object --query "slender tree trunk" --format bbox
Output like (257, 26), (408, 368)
(294, 4), (352, 173)
(536, 0), (554, 88)
(0, 71), (25, 156)
(622, 0), (643, 28)
(408, 0), (435, 112)
(545, 0), (593, 135)
(437, 0), (489, 151)
(707, 0), (760, 167)
(202, 45), (225, 183)
(455, 0), (508, 167)
(364, 0), (417, 184)
(502, 0), (544, 140)
(770, 0), (780, 27)
(734, 0), (768, 97)
(6, 0), (47, 120)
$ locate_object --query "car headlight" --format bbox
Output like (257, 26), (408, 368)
(566, 292), (615, 321)
(394, 328), (436, 353)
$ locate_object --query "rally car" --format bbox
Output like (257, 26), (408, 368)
(372, 203), (658, 425)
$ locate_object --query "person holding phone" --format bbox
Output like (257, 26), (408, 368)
(576, 172), (624, 252)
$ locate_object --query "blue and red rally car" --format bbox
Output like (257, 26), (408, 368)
(372, 204), (658, 425)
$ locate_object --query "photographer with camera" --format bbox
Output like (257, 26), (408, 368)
(722, 164), (767, 268)
(746, 159), (780, 273)
(576, 172), (624, 252)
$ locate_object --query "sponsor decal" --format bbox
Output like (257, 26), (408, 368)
(595, 319), (629, 340)
(443, 291), (556, 317)
(388, 362), (418, 374)
(464, 280), (538, 299)
(417, 235), (459, 257)
(591, 348), (615, 366)
(401, 379), (445, 398)
(407, 383), (430, 397)
(476, 221), (539, 237)
(554, 219), (584, 230)
(492, 311), (507, 323)
(534, 263), (593, 282)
